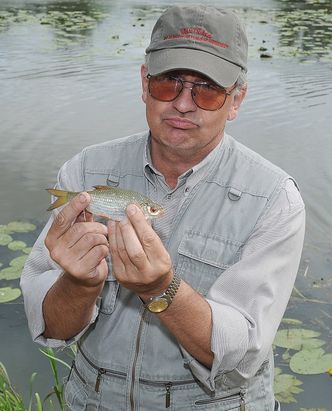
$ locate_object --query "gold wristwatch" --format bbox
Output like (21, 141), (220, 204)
(145, 274), (181, 313)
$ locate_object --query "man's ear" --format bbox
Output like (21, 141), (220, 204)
(227, 85), (247, 121)
(141, 64), (148, 103)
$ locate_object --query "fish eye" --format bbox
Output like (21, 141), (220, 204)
(147, 205), (160, 215)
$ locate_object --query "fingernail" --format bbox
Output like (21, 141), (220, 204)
(79, 193), (88, 203)
(127, 204), (137, 216)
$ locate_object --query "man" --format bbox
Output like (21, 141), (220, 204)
(21, 5), (305, 411)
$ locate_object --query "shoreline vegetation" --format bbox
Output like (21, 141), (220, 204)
(0, 347), (74, 411)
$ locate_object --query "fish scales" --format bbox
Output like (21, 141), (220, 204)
(46, 186), (163, 220)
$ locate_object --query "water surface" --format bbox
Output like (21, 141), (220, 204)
(0, 0), (331, 409)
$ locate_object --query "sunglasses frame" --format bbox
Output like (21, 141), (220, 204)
(147, 73), (235, 111)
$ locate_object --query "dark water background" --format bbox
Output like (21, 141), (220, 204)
(0, 0), (332, 409)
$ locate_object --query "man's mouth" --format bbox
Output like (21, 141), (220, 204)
(164, 117), (198, 129)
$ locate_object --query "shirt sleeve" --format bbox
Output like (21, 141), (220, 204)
(20, 150), (100, 347)
(182, 179), (305, 390)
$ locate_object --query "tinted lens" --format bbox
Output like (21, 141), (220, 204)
(148, 76), (182, 101)
(193, 84), (227, 111)
(148, 75), (229, 111)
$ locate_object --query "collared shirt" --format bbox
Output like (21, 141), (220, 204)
(144, 137), (225, 245)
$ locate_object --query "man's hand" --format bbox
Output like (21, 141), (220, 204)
(45, 192), (109, 287)
(108, 204), (173, 297)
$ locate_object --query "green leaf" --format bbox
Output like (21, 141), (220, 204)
(9, 255), (27, 269)
(0, 266), (22, 280)
(274, 369), (303, 404)
(0, 287), (21, 303)
(0, 225), (12, 234)
(0, 233), (13, 246)
(8, 240), (27, 251)
(6, 221), (36, 233)
(290, 348), (332, 375)
(23, 247), (33, 254)
(274, 328), (322, 350)
(281, 318), (303, 326)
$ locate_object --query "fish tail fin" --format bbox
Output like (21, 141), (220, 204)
(46, 188), (70, 211)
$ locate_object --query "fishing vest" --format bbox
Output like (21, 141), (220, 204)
(64, 131), (288, 411)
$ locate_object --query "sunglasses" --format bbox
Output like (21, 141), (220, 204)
(147, 73), (235, 111)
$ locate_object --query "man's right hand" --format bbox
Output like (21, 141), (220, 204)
(45, 192), (109, 287)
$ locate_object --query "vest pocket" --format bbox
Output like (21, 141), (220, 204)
(176, 230), (242, 295)
(64, 362), (88, 410)
(99, 266), (119, 314)
(194, 389), (246, 410)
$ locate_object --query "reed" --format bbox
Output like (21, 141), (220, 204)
(0, 346), (75, 411)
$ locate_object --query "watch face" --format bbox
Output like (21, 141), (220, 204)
(147, 297), (169, 313)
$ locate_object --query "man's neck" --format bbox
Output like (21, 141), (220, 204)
(150, 139), (221, 189)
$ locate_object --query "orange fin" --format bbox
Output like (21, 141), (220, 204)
(46, 188), (70, 211)
(93, 185), (113, 190)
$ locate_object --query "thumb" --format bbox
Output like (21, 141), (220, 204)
(50, 192), (91, 236)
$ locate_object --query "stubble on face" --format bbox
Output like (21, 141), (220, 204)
(141, 68), (236, 171)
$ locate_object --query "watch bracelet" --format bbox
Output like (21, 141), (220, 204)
(165, 273), (181, 300)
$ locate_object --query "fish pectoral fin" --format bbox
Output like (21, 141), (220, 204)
(93, 185), (113, 190)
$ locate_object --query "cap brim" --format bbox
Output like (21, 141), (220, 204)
(146, 48), (241, 88)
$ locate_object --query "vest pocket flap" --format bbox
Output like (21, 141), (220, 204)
(178, 230), (242, 269)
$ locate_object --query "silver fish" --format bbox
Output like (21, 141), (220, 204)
(46, 185), (164, 220)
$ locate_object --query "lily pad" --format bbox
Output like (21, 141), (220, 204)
(0, 225), (11, 234)
(274, 367), (303, 404)
(290, 348), (332, 375)
(274, 329), (323, 350)
(6, 221), (36, 233)
(281, 318), (303, 326)
(23, 247), (33, 254)
(0, 287), (21, 303)
(9, 255), (27, 269)
(0, 266), (22, 280)
(0, 233), (13, 246)
(8, 240), (27, 251)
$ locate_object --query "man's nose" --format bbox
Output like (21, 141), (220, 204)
(172, 83), (197, 112)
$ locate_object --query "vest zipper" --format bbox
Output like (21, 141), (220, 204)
(194, 389), (246, 409)
(95, 368), (106, 393)
(78, 343), (243, 409)
(130, 310), (147, 411)
(165, 382), (172, 408)
(240, 390), (246, 411)
(139, 377), (195, 409)
(77, 342), (126, 392)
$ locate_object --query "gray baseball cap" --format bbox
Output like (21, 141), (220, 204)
(145, 5), (248, 87)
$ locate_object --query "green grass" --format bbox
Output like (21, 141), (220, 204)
(0, 346), (75, 411)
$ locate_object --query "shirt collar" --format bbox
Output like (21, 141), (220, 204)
(143, 132), (226, 187)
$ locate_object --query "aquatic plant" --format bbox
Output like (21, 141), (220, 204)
(0, 221), (37, 302)
(0, 346), (75, 411)
(0, 362), (26, 410)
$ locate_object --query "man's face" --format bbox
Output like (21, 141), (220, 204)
(141, 65), (246, 161)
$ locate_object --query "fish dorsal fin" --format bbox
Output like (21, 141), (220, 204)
(93, 185), (113, 190)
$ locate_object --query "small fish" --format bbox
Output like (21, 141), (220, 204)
(46, 185), (164, 220)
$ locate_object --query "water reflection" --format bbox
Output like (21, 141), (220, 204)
(276, 0), (332, 59)
(0, 1), (110, 40)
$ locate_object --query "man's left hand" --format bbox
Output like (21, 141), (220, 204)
(108, 204), (173, 297)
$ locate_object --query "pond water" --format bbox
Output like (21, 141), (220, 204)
(0, 0), (332, 409)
